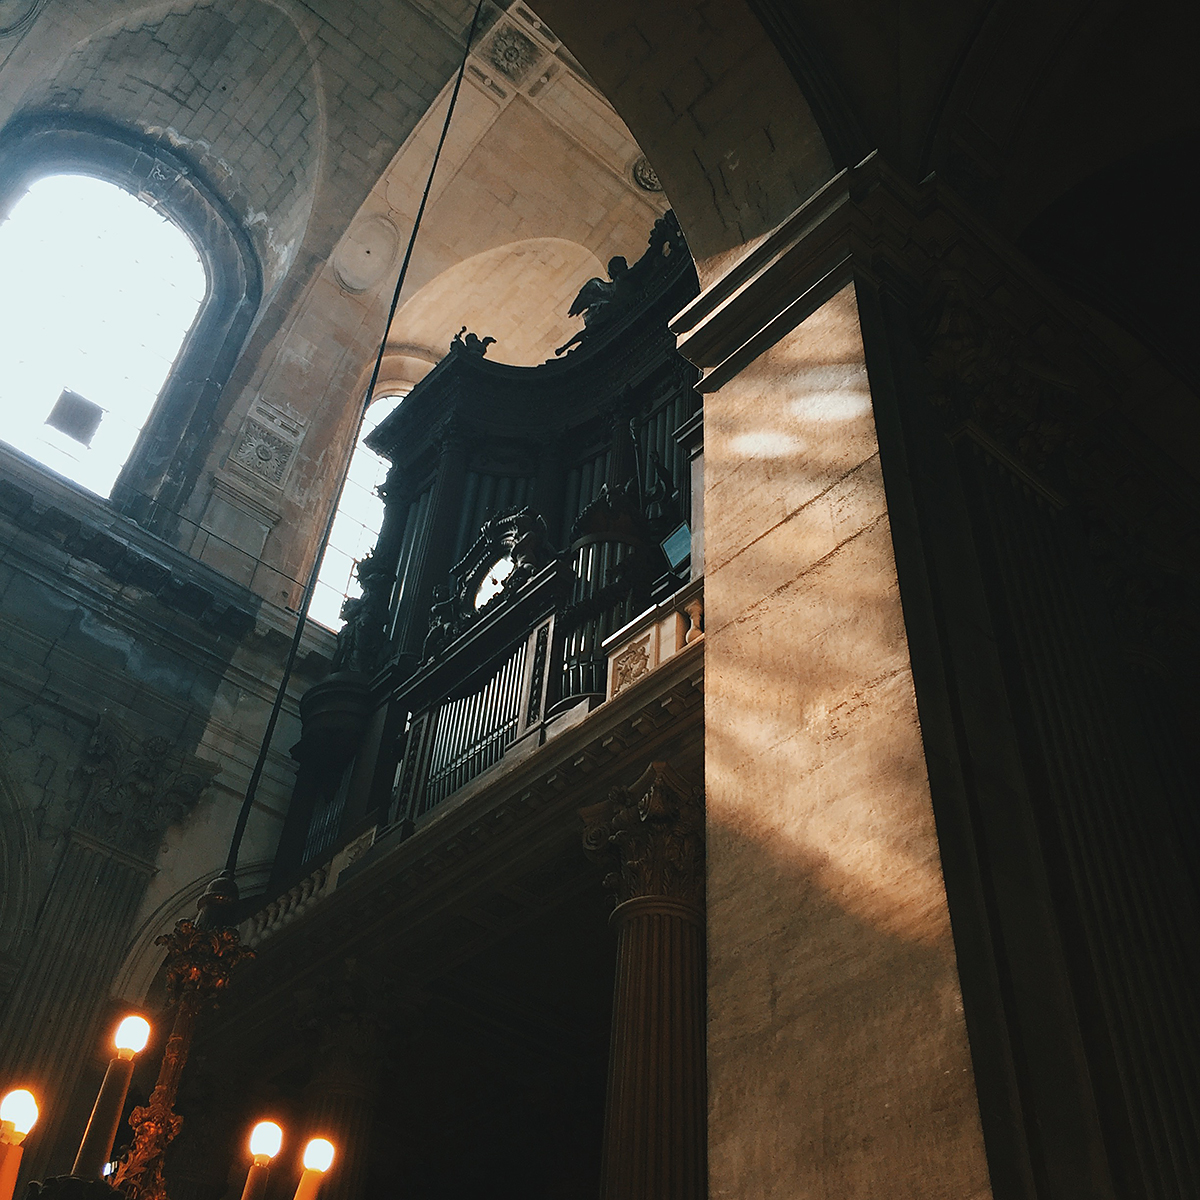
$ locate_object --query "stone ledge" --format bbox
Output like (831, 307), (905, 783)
(224, 641), (704, 1011)
(604, 576), (704, 701)
(0, 445), (259, 640)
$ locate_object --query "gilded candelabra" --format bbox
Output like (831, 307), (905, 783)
(110, 882), (252, 1200)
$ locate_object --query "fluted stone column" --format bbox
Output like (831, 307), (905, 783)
(0, 716), (218, 1180)
(582, 762), (706, 1200)
(302, 995), (382, 1200)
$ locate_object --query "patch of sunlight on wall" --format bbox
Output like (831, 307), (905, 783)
(309, 393), (407, 630)
(0, 173), (207, 497)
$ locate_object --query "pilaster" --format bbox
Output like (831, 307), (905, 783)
(582, 761), (706, 1200)
(0, 715), (219, 1181)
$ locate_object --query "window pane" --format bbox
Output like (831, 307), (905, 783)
(310, 394), (406, 631)
(0, 174), (207, 497)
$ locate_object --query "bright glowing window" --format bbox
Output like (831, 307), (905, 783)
(309, 394), (406, 630)
(0, 173), (207, 497)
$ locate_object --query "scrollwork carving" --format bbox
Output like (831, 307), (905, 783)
(76, 715), (220, 860)
(421, 507), (552, 662)
(611, 636), (650, 696)
(580, 762), (704, 907)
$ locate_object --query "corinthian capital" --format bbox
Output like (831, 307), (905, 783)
(581, 762), (704, 907)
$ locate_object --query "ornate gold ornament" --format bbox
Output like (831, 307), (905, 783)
(110, 920), (253, 1200)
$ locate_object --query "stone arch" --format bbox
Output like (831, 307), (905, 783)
(383, 237), (608, 369)
(532, 0), (835, 276)
(0, 112), (263, 529)
(10, 0), (323, 296)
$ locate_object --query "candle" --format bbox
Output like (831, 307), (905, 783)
(291, 1138), (334, 1200)
(72, 1015), (151, 1179)
(240, 1121), (283, 1200)
(0, 1089), (39, 1200)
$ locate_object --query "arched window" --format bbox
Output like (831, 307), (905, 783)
(0, 116), (262, 530)
(0, 174), (207, 497)
(309, 394), (407, 630)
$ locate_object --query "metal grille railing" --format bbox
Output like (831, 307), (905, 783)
(420, 639), (528, 815)
(302, 764), (351, 865)
(560, 539), (636, 699)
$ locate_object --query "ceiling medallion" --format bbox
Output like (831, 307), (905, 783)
(485, 23), (542, 84)
(632, 156), (663, 193)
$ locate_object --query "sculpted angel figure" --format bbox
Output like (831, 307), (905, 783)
(555, 256), (630, 355)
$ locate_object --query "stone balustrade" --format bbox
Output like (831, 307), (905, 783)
(242, 826), (376, 947)
(604, 578), (704, 702)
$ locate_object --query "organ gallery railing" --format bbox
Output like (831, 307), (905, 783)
(390, 507), (648, 829)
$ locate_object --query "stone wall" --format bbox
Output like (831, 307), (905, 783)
(0, 444), (332, 1177)
(703, 284), (992, 1199)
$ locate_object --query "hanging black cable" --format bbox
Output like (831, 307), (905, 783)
(214, 0), (489, 902)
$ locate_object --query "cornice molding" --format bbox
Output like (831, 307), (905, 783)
(670, 152), (1126, 395)
(212, 642), (703, 1047)
(0, 444), (258, 639)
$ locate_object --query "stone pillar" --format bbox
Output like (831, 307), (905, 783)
(581, 762), (705, 1200)
(302, 985), (382, 1200)
(0, 716), (218, 1181)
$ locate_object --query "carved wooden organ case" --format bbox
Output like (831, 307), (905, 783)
(273, 213), (701, 886)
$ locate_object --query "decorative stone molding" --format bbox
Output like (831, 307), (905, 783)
(0, 446), (257, 638)
(631, 155), (663, 193)
(242, 826), (376, 949)
(207, 475), (283, 528)
(611, 635), (651, 695)
(227, 399), (307, 490)
(580, 761), (704, 908)
(76, 714), (220, 861)
(242, 863), (329, 948)
(332, 214), (400, 294)
(230, 419), (293, 485)
(604, 577), (703, 700)
(481, 20), (546, 84)
(328, 825), (377, 890)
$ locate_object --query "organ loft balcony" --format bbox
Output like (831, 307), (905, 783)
(193, 218), (706, 1192)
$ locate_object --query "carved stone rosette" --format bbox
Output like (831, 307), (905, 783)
(581, 763), (706, 1200)
(110, 921), (253, 1200)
